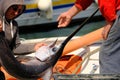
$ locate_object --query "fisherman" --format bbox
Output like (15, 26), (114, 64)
(57, 0), (120, 74)
(0, 0), (46, 79)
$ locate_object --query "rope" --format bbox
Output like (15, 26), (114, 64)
(72, 47), (100, 74)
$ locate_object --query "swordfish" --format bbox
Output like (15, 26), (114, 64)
(0, 8), (98, 80)
(0, 31), (67, 80)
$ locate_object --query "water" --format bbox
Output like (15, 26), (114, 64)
(19, 20), (105, 40)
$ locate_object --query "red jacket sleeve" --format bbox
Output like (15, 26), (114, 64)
(75, 0), (93, 10)
(98, 0), (117, 22)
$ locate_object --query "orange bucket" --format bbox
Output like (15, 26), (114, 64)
(53, 54), (82, 74)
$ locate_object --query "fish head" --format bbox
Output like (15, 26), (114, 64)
(35, 39), (58, 61)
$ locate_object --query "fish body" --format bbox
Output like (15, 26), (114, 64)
(0, 8), (98, 79)
(0, 32), (58, 80)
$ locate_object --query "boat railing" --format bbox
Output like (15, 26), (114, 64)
(53, 74), (120, 80)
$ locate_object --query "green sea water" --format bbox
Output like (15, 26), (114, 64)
(19, 20), (105, 40)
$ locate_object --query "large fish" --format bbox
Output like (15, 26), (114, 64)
(0, 8), (98, 80)
(0, 31), (58, 80)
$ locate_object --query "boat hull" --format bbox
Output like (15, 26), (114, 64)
(16, 0), (101, 27)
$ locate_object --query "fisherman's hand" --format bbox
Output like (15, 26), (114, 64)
(57, 12), (72, 28)
(0, 20), (2, 32)
(34, 43), (47, 51)
(102, 21), (113, 40)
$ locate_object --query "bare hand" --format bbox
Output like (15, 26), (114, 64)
(0, 20), (2, 32)
(34, 43), (47, 51)
(102, 21), (113, 40)
(57, 12), (72, 28)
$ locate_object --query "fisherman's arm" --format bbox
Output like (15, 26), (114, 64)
(13, 43), (36, 54)
(0, 16), (3, 32)
(57, 0), (93, 28)
(0, 20), (2, 32)
(13, 42), (46, 55)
